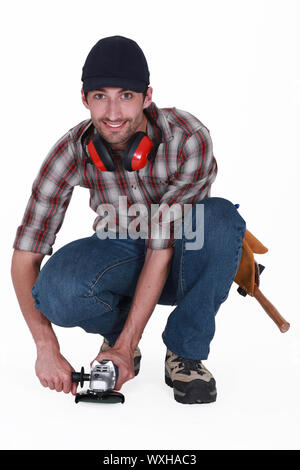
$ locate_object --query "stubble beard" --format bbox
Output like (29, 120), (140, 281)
(97, 120), (132, 149)
(94, 112), (146, 150)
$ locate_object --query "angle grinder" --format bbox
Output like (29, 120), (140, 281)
(71, 360), (125, 404)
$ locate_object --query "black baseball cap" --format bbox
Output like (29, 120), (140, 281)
(82, 35), (150, 94)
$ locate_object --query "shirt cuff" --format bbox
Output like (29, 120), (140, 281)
(13, 225), (53, 255)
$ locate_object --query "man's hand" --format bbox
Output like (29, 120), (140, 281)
(91, 346), (135, 391)
(35, 347), (78, 395)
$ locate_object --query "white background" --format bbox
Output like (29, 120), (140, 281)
(1, 0), (299, 451)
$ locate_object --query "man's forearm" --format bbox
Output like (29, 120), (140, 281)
(11, 250), (59, 351)
(114, 246), (174, 352)
(11, 250), (77, 395)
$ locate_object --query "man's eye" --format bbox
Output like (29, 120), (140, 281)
(94, 94), (105, 100)
(122, 92), (133, 99)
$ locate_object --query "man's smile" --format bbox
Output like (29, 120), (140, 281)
(103, 120), (128, 130)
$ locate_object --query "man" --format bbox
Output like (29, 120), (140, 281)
(11, 36), (246, 404)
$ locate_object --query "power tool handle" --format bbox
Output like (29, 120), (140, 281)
(71, 366), (90, 388)
(71, 372), (90, 382)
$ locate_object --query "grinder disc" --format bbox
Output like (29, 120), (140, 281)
(75, 389), (125, 404)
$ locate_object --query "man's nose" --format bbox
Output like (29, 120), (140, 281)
(105, 99), (122, 121)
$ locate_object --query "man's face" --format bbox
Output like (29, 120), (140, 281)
(82, 86), (153, 150)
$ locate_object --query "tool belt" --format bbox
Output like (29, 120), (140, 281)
(234, 229), (289, 332)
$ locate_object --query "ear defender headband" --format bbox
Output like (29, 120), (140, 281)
(87, 131), (155, 172)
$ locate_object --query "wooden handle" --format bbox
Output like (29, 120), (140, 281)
(253, 285), (290, 333)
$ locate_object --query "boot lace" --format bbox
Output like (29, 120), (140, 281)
(174, 356), (205, 376)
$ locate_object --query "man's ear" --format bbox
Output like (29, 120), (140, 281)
(81, 88), (89, 109)
(143, 86), (153, 110)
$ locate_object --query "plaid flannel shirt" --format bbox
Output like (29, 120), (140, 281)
(13, 102), (218, 254)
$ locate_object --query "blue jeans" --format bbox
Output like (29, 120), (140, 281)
(31, 197), (246, 360)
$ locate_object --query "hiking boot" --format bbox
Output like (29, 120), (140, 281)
(100, 337), (142, 376)
(165, 349), (217, 404)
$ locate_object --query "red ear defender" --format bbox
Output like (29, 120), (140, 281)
(130, 135), (154, 171)
(85, 131), (157, 172)
(87, 133), (116, 171)
(87, 139), (111, 171)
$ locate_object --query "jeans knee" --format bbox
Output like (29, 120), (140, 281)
(184, 197), (246, 254)
(182, 198), (246, 252)
(200, 197), (246, 232)
(31, 267), (92, 327)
